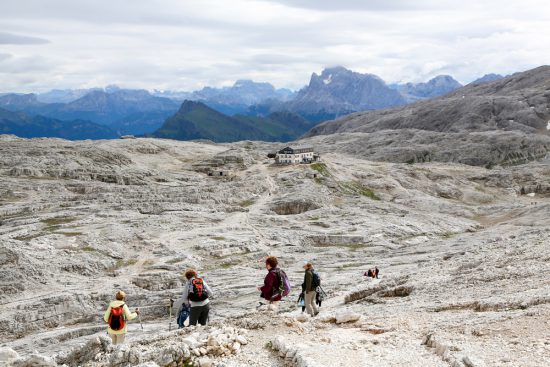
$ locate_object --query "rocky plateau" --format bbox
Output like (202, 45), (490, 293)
(0, 135), (549, 366)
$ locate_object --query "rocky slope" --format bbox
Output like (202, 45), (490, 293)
(0, 135), (548, 366)
(304, 65), (550, 166)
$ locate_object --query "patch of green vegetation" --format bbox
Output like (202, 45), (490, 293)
(239, 199), (255, 207)
(166, 258), (183, 264)
(341, 262), (363, 268)
(45, 225), (61, 232)
(41, 217), (77, 226)
(265, 341), (273, 349)
(113, 259), (139, 269)
(441, 232), (455, 239)
(153, 101), (311, 142)
(220, 262), (236, 269)
(143, 259), (155, 267)
(310, 222), (330, 228)
(81, 246), (97, 252)
(212, 236), (226, 241)
(14, 233), (43, 241)
(57, 231), (82, 237)
(347, 243), (367, 252)
(310, 162), (330, 176)
(308, 215), (321, 221)
(339, 181), (380, 200)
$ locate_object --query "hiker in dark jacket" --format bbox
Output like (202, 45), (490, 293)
(301, 261), (319, 316)
(258, 256), (281, 311)
(182, 268), (213, 326)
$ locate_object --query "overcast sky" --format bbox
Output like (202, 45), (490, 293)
(1, 0), (549, 93)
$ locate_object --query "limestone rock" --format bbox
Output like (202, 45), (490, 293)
(198, 356), (213, 367)
(463, 356), (475, 367)
(0, 347), (19, 363)
(335, 311), (362, 324)
(12, 354), (57, 367)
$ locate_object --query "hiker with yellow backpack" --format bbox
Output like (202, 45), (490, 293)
(103, 290), (140, 345)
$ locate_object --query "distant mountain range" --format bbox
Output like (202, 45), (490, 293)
(303, 66), (550, 167)
(152, 100), (312, 142)
(0, 89), (180, 136)
(390, 75), (463, 103)
(243, 67), (468, 122)
(273, 66), (407, 122)
(0, 67), (510, 141)
(0, 107), (117, 140)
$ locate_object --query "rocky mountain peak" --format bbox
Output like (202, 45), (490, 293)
(470, 73), (505, 85)
(232, 79), (274, 90)
(177, 99), (208, 114)
(0, 93), (41, 108)
(399, 75), (462, 99)
(287, 66), (405, 118)
(428, 74), (461, 86)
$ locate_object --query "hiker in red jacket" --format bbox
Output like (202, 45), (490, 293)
(258, 256), (281, 310)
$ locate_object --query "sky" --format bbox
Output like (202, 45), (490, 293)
(1, 0), (550, 93)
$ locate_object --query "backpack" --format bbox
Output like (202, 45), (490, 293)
(108, 303), (125, 331)
(189, 278), (208, 302)
(312, 270), (321, 288)
(177, 304), (190, 328)
(272, 269), (291, 299)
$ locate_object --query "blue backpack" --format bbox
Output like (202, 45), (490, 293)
(177, 304), (190, 328)
(312, 270), (321, 288)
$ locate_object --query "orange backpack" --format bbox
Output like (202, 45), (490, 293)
(108, 304), (125, 331)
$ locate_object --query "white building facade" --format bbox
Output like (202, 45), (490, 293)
(276, 146), (317, 164)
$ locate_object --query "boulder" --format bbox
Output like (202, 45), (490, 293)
(12, 354), (57, 367)
(335, 311), (362, 324)
(198, 356), (213, 367)
(0, 348), (19, 363)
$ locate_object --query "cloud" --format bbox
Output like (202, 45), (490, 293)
(0, 52), (12, 61)
(0, 0), (549, 92)
(261, 0), (455, 11)
(0, 32), (49, 45)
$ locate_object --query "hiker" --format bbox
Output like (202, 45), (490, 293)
(258, 256), (289, 311)
(182, 268), (213, 326)
(316, 286), (327, 308)
(103, 290), (139, 345)
(364, 267), (379, 279)
(301, 261), (320, 316)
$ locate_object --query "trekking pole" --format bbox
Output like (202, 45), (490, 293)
(138, 311), (144, 330)
(168, 298), (174, 331)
